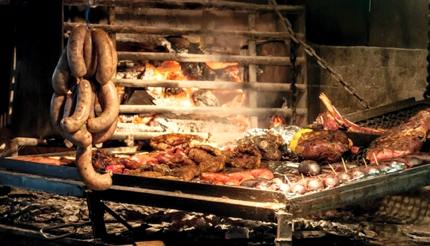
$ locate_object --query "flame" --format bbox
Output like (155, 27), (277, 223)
(143, 61), (196, 107)
(270, 115), (285, 128)
(141, 60), (249, 130)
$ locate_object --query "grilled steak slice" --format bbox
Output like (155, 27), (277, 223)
(366, 110), (430, 163)
(294, 130), (351, 162)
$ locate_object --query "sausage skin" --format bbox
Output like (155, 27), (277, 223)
(92, 119), (118, 144)
(52, 49), (71, 95)
(49, 93), (66, 134)
(61, 79), (93, 133)
(67, 25), (88, 78)
(92, 29), (114, 85)
(76, 145), (112, 190)
(87, 81), (119, 133)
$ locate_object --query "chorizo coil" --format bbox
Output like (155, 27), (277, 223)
(92, 29), (114, 85)
(52, 49), (71, 95)
(61, 79), (93, 133)
(87, 81), (119, 133)
(67, 25), (88, 78)
(76, 145), (112, 190)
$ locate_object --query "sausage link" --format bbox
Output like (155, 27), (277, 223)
(63, 125), (92, 148)
(67, 25), (88, 78)
(52, 49), (71, 95)
(76, 145), (112, 190)
(62, 92), (75, 119)
(92, 29), (114, 85)
(87, 81), (119, 133)
(88, 85), (96, 119)
(61, 79), (93, 133)
(106, 34), (118, 75)
(92, 118), (118, 144)
(49, 93), (66, 135)
(83, 29), (95, 78)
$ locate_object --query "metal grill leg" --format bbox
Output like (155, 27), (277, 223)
(275, 211), (293, 246)
(86, 192), (107, 240)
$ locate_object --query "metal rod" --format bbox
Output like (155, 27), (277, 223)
(86, 192), (108, 240)
(275, 211), (293, 246)
(119, 105), (306, 117)
(112, 131), (209, 140)
(118, 51), (303, 66)
(64, 22), (304, 40)
(115, 78), (306, 91)
(64, 0), (305, 12)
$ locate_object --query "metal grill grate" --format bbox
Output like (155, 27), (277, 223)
(346, 99), (430, 129)
(355, 104), (430, 129)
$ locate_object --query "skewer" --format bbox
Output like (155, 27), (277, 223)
(328, 163), (338, 176)
(372, 153), (380, 166)
(283, 175), (293, 186)
(362, 158), (368, 168)
(341, 157), (348, 172)
(319, 115), (324, 125)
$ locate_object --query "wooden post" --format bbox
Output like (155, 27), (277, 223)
(248, 12), (258, 128)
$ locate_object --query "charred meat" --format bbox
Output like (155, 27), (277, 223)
(224, 143), (262, 169)
(366, 110), (430, 163)
(292, 130), (351, 162)
(150, 133), (205, 151)
(188, 145), (226, 172)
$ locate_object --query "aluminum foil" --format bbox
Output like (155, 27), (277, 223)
(244, 125), (301, 146)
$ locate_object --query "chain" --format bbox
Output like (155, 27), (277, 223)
(424, 0), (430, 99)
(290, 40), (299, 124)
(268, 0), (370, 109)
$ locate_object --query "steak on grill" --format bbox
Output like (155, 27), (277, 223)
(366, 110), (430, 163)
(294, 130), (352, 162)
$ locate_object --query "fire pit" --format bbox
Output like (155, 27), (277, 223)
(1, 1), (430, 246)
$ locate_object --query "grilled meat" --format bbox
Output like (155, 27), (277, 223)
(172, 164), (200, 181)
(123, 169), (165, 178)
(131, 147), (195, 167)
(316, 93), (385, 135)
(235, 132), (284, 161)
(150, 133), (204, 151)
(200, 168), (274, 186)
(294, 130), (351, 162)
(188, 145), (226, 172)
(224, 143), (262, 169)
(366, 110), (430, 163)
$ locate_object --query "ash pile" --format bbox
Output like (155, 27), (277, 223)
(1, 188), (430, 246)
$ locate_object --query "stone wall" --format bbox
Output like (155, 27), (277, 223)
(307, 45), (428, 120)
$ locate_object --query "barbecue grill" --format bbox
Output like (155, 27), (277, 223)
(1, 1), (430, 246)
(2, 98), (430, 245)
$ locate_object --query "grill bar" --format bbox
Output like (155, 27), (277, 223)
(111, 131), (246, 141)
(64, 0), (304, 12)
(115, 78), (306, 91)
(118, 51), (303, 66)
(119, 105), (306, 117)
(64, 23), (304, 39)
